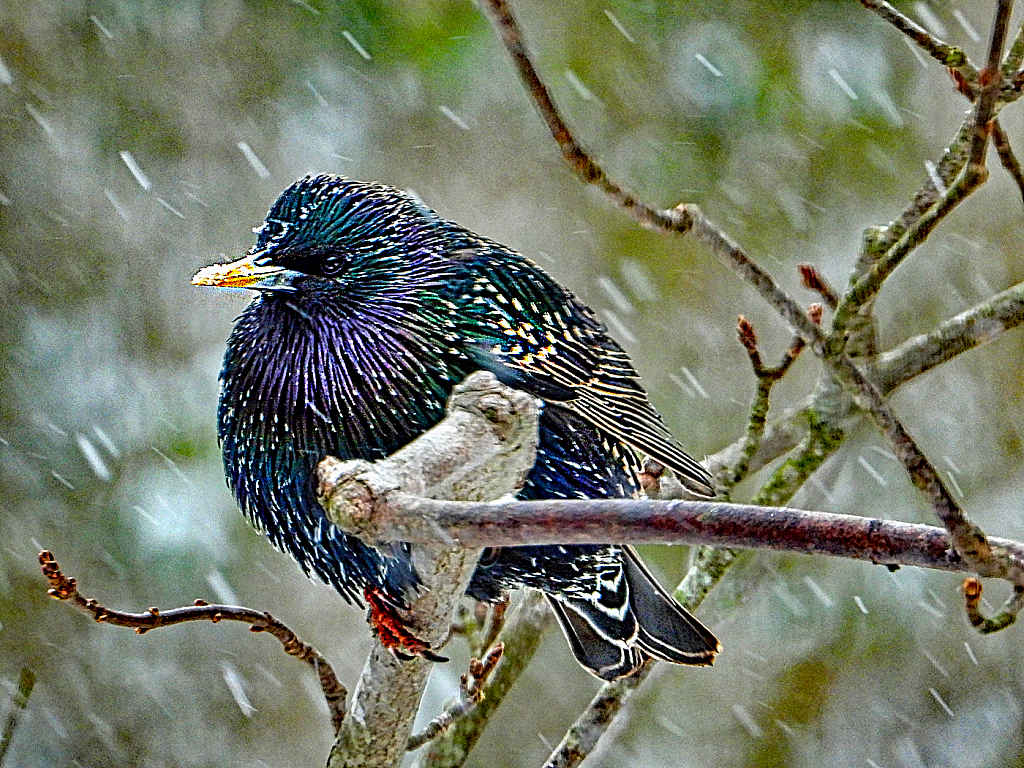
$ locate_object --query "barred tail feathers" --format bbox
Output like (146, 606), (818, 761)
(547, 547), (719, 681)
(620, 546), (720, 665)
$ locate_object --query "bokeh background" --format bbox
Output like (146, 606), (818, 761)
(2, 0), (1024, 766)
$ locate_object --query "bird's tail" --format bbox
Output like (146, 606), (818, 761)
(547, 546), (720, 681)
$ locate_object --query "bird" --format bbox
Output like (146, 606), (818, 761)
(192, 173), (720, 680)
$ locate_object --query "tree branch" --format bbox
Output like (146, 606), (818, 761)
(319, 371), (539, 768)
(856, 0), (975, 74)
(0, 668), (34, 768)
(720, 310), (817, 492)
(875, 278), (1024, 391)
(318, 490), (1024, 576)
(406, 643), (504, 751)
(37, 550), (348, 734)
(478, 0), (1024, 612)
(705, 275), (1024, 482)
(417, 592), (552, 768)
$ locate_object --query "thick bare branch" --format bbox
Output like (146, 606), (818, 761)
(320, 372), (539, 768)
(318, 491), (1024, 577)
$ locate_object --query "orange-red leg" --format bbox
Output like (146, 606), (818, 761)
(364, 587), (448, 663)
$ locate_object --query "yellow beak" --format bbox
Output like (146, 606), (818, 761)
(192, 253), (288, 289)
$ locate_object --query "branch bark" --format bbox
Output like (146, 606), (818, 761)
(319, 466), (1024, 577)
(318, 372), (539, 768)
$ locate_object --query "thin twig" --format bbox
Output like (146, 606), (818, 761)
(479, 599), (508, 655)
(479, 0), (691, 235)
(418, 592), (552, 768)
(837, 0), (1013, 334)
(407, 644), (504, 751)
(832, 166), (988, 337)
(0, 668), (34, 767)
(448, 599), (507, 660)
(722, 311), (816, 492)
(736, 314), (808, 380)
(1002, 18), (1024, 73)
(479, 0), (820, 361)
(38, 550), (348, 733)
(964, 577), (1024, 632)
(856, 0), (975, 74)
(868, 113), (975, 257)
(853, 13), (1024, 265)
(991, 119), (1024, 210)
(974, 0), (1015, 166)
(799, 265), (839, 310)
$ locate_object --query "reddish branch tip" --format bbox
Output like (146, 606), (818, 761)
(798, 264), (839, 309)
(948, 67), (975, 99)
(477, 642), (504, 675)
(364, 587), (449, 663)
(964, 577), (982, 600)
(736, 315), (758, 353)
(963, 577), (990, 630)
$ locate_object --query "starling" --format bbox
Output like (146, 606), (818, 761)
(193, 174), (720, 680)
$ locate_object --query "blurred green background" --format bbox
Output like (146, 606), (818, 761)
(2, 0), (1024, 766)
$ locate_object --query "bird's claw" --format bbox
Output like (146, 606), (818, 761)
(364, 587), (449, 663)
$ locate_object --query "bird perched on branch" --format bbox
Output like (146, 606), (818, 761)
(193, 174), (720, 680)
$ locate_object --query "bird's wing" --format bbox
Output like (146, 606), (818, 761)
(455, 249), (714, 497)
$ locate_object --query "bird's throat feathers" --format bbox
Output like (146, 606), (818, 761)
(220, 282), (460, 472)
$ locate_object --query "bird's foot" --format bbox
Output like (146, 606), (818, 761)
(364, 587), (449, 663)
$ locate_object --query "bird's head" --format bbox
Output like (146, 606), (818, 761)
(192, 174), (449, 298)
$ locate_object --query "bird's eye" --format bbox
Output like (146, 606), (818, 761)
(320, 254), (346, 276)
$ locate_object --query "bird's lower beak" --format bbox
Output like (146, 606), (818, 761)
(192, 254), (292, 290)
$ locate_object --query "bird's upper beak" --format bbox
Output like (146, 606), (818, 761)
(192, 253), (295, 291)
